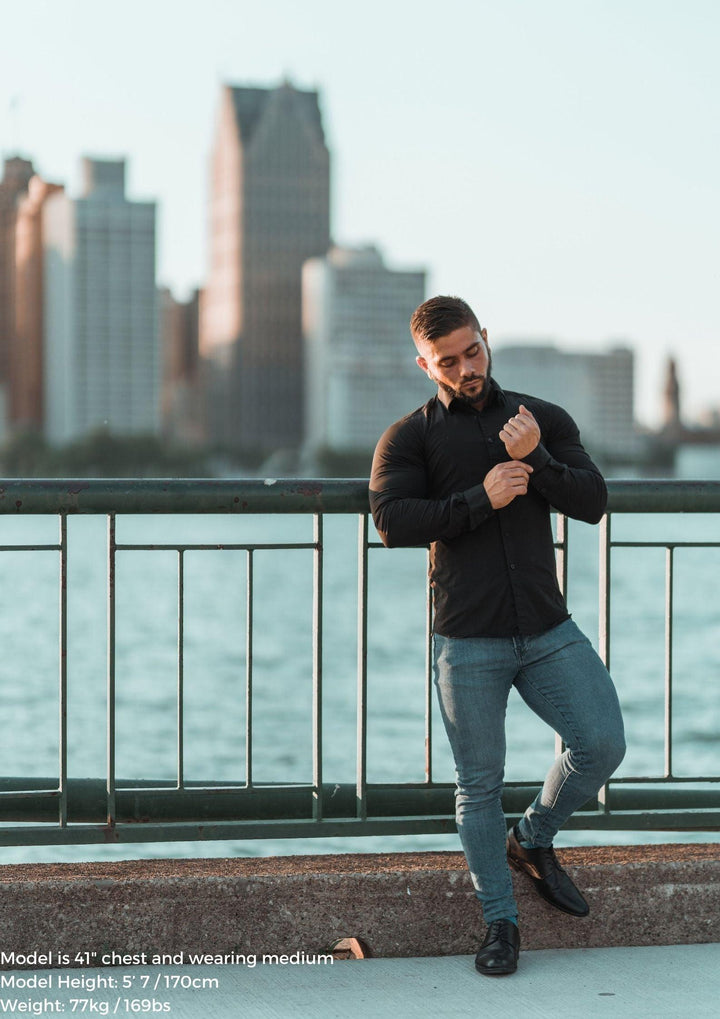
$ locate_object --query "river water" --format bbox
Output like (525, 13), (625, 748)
(0, 447), (718, 864)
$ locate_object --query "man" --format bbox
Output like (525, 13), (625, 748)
(369, 295), (625, 976)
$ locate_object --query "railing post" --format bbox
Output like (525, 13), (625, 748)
(357, 513), (369, 820)
(312, 514), (323, 821)
(245, 549), (254, 789)
(555, 513), (568, 760)
(177, 550), (185, 790)
(106, 513), (116, 827)
(599, 512), (611, 670)
(665, 545), (675, 779)
(556, 512), (568, 599)
(597, 511), (612, 812)
(58, 515), (68, 827)
(425, 551), (433, 784)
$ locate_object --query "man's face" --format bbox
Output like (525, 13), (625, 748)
(416, 325), (492, 407)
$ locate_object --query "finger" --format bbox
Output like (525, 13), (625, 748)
(499, 424), (523, 441)
(503, 417), (531, 434)
(518, 405), (538, 423)
(492, 462), (531, 480)
(511, 414), (533, 430)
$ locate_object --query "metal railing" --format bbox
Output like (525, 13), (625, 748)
(0, 477), (718, 846)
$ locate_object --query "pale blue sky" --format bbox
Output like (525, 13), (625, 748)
(2, 0), (719, 426)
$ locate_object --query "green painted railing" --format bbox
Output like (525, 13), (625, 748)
(0, 477), (717, 846)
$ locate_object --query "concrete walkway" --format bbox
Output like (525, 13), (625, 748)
(4, 943), (718, 1018)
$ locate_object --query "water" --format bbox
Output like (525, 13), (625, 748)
(0, 447), (718, 864)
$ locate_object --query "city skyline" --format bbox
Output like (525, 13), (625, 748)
(2, 1), (719, 427)
(1, 151), (661, 465)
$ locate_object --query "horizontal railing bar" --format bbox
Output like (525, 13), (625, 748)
(0, 779), (719, 824)
(0, 808), (718, 847)
(0, 819), (461, 846)
(1, 776), (718, 792)
(611, 776), (720, 784)
(606, 480), (720, 513)
(0, 789), (62, 798)
(2, 478), (720, 516)
(0, 479), (370, 515)
(611, 541), (720, 549)
(0, 545), (62, 552)
(114, 543), (317, 552)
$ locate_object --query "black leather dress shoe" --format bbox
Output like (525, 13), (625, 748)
(507, 825), (589, 917)
(474, 919), (520, 976)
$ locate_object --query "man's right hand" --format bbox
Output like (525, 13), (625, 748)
(483, 461), (533, 509)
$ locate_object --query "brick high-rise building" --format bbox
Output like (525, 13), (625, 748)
(201, 81), (331, 453)
(0, 156), (35, 433)
(13, 175), (64, 430)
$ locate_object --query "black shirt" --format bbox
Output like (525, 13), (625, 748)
(369, 379), (607, 638)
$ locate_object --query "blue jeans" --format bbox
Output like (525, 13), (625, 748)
(433, 618), (626, 923)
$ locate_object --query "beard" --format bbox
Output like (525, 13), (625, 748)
(432, 352), (493, 407)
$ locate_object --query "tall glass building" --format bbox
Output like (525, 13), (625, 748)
(43, 158), (159, 444)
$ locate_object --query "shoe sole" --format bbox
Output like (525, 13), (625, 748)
(508, 855), (590, 917)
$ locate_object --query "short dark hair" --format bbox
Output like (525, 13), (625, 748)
(410, 295), (482, 346)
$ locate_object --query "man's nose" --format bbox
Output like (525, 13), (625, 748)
(459, 359), (476, 377)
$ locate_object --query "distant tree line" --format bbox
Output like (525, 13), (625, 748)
(313, 446), (373, 478)
(0, 432), (380, 479)
(0, 429), (212, 478)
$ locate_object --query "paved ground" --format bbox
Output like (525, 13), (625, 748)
(4, 943), (718, 1018)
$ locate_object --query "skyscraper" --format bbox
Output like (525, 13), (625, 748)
(201, 81), (331, 453)
(0, 156), (35, 435)
(43, 158), (160, 444)
(13, 175), (64, 431)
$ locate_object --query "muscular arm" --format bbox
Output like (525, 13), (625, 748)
(369, 416), (493, 548)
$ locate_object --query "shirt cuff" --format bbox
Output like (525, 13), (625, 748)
(463, 483), (493, 527)
(523, 442), (552, 472)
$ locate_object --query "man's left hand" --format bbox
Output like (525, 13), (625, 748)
(499, 405), (540, 460)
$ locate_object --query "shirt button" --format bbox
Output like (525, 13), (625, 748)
(510, 564), (516, 570)
(487, 437), (494, 443)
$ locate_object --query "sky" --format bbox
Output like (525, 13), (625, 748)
(1, 0), (719, 427)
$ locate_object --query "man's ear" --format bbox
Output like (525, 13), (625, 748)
(416, 354), (428, 373)
(480, 327), (490, 352)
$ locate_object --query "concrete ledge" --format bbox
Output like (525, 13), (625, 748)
(1, 844), (719, 964)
